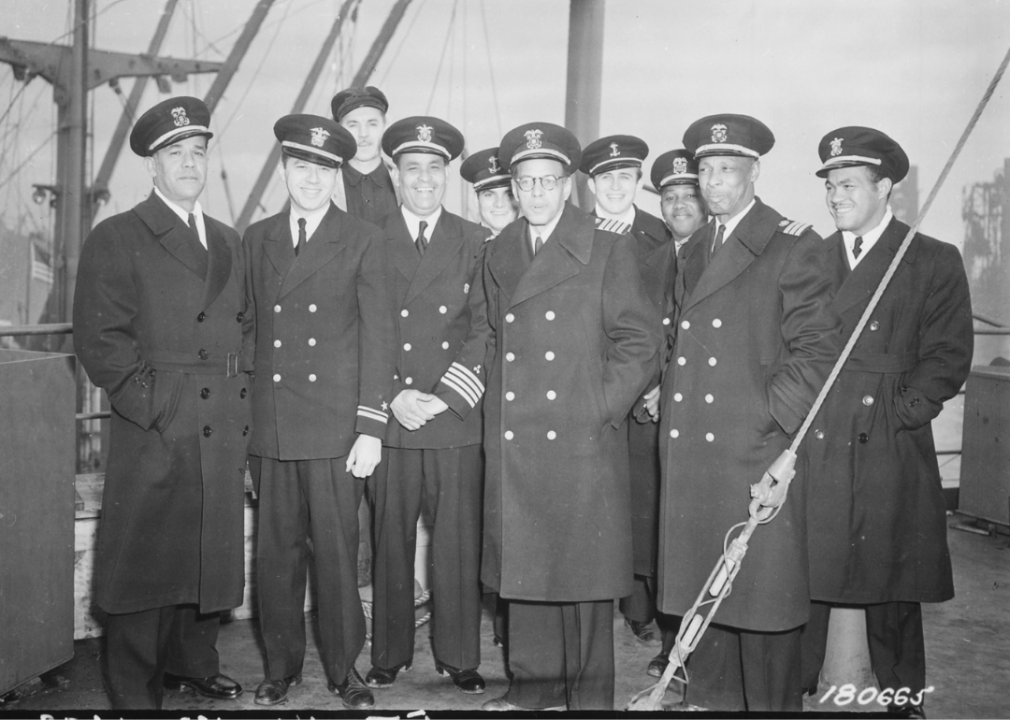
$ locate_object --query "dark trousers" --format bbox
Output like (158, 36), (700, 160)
(685, 622), (802, 712)
(619, 574), (656, 623)
(506, 599), (615, 711)
(371, 445), (483, 671)
(801, 601), (926, 700)
(254, 455), (366, 684)
(105, 604), (220, 709)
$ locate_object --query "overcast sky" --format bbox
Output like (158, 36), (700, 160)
(2, 0), (1008, 250)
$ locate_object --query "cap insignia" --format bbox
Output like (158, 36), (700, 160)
(524, 128), (543, 150)
(830, 137), (843, 157)
(672, 157), (688, 175)
(711, 123), (728, 143)
(488, 155), (500, 173)
(417, 124), (433, 142)
(609, 142), (620, 157)
(171, 107), (190, 128)
(310, 127), (330, 148)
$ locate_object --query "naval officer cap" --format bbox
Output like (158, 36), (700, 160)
(580, 135), (649, 177)
(273, 114), (357, 169)
(498, 122), (582, 174)
(381, 116), (465, 162)
(683, 113), (775, 159)
(460, 148), (511, 191)
(815, 126), (909, 183)
(650, 149), (699, 191)
(130, 96), (213, 157)
(330, 86), (389, 121)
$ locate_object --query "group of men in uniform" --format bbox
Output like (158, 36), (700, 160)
(70, 81), (972, 715)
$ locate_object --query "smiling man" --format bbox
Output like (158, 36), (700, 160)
(331, 86), (398, 225)
(654, 114), (841, 712)
(430, 122), (661, 711)
(73, 97), (252, 710)
(800, 127), (973, 719)
(243, 114), (395, 710)
(460, 146), (519, 236)
(364, 116), (490, 696)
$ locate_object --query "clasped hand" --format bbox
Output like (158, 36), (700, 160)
(391, 388), (449, 430)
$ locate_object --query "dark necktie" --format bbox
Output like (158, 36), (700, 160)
(295, 218), (306, 257)
(187, 212), (206, 253)
(415, 220), (428, 257)
(534, 236), (544, 255)
(710, 223), (726, 260)
(853, 236), (863, 259)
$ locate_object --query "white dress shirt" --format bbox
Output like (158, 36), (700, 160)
(842, 209), (893, 270)
(155, 186), (206, 249)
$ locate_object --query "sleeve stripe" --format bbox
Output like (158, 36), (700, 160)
(441, 375), (479, 408)
(357, 406), (389, 424)
(446, 361), (485, 395)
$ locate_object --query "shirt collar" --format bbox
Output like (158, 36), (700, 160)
(595, 204), (636, 227)
(155, 186), (205, 248)
(528, 207), (565, 251)
(716, 198), (756, 241)
(842, 208), (892, 268)
(289, 202), (331, 246)
(401, 205), (442, 241)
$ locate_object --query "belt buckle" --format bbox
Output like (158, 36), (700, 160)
(227, 352), (239, 378)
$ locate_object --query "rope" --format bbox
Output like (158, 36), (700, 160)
(424, 0), (459, 115)
(376, 0), (427, 88)
(477, 0), (502, 141)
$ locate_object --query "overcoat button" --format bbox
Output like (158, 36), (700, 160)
(274, 339), (282, 348)
(862, 395), (875, 406)
(236, 312), (244, 322)
(869, 321), (880, 331)
(709, 357), (718, 366)
(674, 393), (683, 402)
(442, 341), (449, 349)
(681, 320), (690, 330)
(677, 357), (686, 366)
(705, 394), (714, 403)
(547, 430), (557, 440)
(202, 426), (212, 437)
(506, 352), (515, 362)
(705, 432), (715, 442)
(308, 338), (316, 346)
(197, 311), (206, 322)
(401, 309), (409, 317)
(663, 318), (671, 326)
(405, 377), (413, 385)
(504, 430), (514, 440)
(713, 318), (722, 328)
(309, 374), (317, 382)
(506, 391), (515, 401)
(815, 429), (825, 439)
(273, 373), (281, 382)
(546, 311), (555, 321)
(404, 343), (412, 351)
(545, 351), (555, 361)
(546, 390), (556, 400)
(198, 349), (209, 360)
(439, 305), (447, 314)
(506, 313), (515, 323)
(670, 429), (679, 438)
(243, 425), (249, 436)
(858, 432), (869, 443)
(240, 388), (247, 399)
(200, 387), (210, 399)
(274, 304), (281, 313)
(309, 304), (317, 312)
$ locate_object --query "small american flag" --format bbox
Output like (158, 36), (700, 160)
(31, 243), (53, 284)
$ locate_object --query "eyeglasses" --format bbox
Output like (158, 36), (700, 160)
(515, 175), (563, 192)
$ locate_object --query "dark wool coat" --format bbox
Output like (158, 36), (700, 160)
(243, 203), (395, 460)
(438, 203), (662, 602)
(382, 209), (489, 450)
(657, 198), (842, 632)
(804, 218), (973, 604)
(73, 192), (253, 615)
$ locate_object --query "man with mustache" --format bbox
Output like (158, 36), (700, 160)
(331, 86), (398, 225)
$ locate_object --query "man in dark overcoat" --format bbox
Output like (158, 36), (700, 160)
(365, 117), (489, 695)
(331, 86), (398, 225)
(73, 97), (251, 709)
(654, 114), (842, 712)
(432, 122), (661, 711)
(580, 135), (674, 654)
(243, 115), (394, 710)
(800, 127), (973, 718)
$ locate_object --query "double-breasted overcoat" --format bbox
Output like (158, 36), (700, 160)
(439, 203), (662, 602)
(74, 192), (253, 615)
(804, 218), (973, 604)
(656, 198), (842, 632)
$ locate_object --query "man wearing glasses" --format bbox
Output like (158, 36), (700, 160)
(429, 122), (661, 711)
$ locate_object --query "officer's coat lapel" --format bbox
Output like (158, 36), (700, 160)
(278, 203), (346, 298)
(404, 211), (465, 305)
(262, 212), (294, 281)
(136, 192), (207, 279)
(508, 204), (591, 309)
(387, 211), (422, 289)
(201, 217), (232, 310)
(681, 198), (775, 313)
(831, 217), (919, 317)
(487, 222), (531, 304)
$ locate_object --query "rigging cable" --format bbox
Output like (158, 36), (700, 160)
(477, 0), (502, 141)
(376, 0), (428, 88)
(425, 0), (459, 115)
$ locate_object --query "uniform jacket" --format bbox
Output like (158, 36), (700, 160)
(383, 209), (489, 449)
(73, 192), (252, 614)
(438, 203), (662, 602)
(244, 202), (395, 460)
(805, 218), (973, 604)
(338, 162), (399, 226)
(657, 197), (842, 631)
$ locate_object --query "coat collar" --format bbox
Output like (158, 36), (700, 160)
(201, 218), (232, 310)
(263, 203), (348, 299)
(134, 192), (208, 279)
(394, 210), (468, 305)
(830, 216), (919, 316)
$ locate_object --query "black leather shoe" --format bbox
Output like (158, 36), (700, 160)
(493, 633), (506, 649)
(253, 674), (301, 706)
(647, 651), (669, 678)
(435, 661), (486, 694)
(888, 703), (926, 719)
(364, 660), (411, 689)
(625, 618), (662, 646)
(163, 672), (242, 699)
(328, 668), (375, 710)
